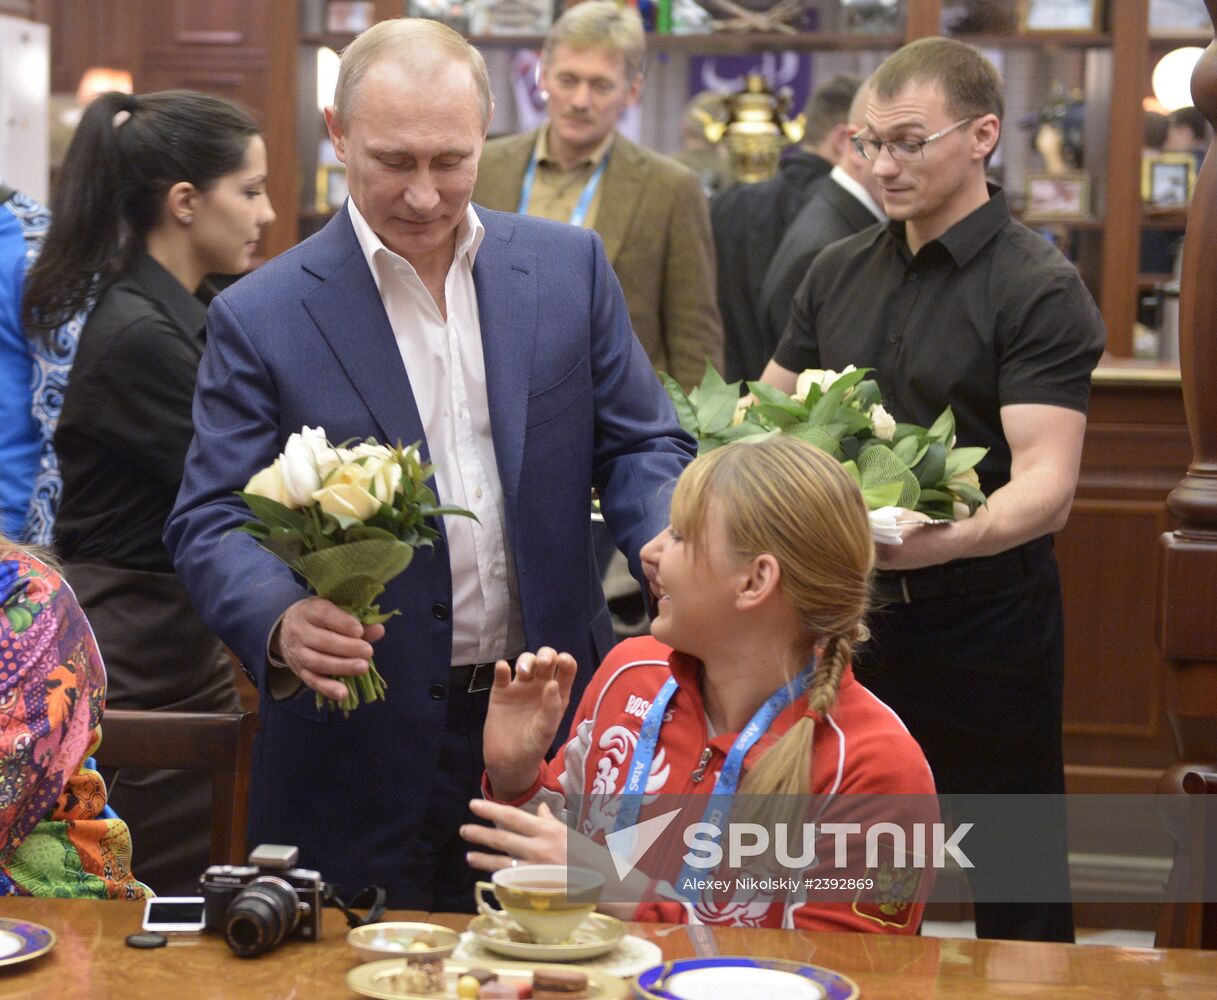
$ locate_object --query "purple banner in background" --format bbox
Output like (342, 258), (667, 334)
(688, 53), (814, 117)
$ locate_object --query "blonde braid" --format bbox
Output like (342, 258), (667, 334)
(738, 634), (853, 801)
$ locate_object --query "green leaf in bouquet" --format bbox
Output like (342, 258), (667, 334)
(849, 380), (882, 412)
(293, 538), (416, 601)
(232, 520), (270, 541)
(892, 423), (923, 442)
(745, 381), (807, 424)
(319, 575), (387, 612)
(688, 364), (741, 437)
(949, 481), (987, 506)
(807, 367), (871, 421)
(858, 446), (921, 509)
(943, 446), (988, 480)
(912, 441), (947, 489)
(339, 524), (400, 543)
(236, 492), (310, 533)
(926, 406), (955, 445)
(419, 503), (481, 522)
(827, 406), (873, 437)
(861, 480), (905, 510)
(745, 380), (804, 413)
(892, 434), (920, 466)
(661, 372), (701, 438)
(917, 489), (955, 504)
(787, 422), (845, 459)
(258, 526), (313, 565)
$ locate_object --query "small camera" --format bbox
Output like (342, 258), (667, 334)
(200, 844), (324, 957)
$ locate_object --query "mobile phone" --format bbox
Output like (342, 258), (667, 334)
(142, 896), (206, 933)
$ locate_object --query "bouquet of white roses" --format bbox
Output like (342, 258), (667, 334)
(662, 363), (987, 522)
(236, 427), (475, 714)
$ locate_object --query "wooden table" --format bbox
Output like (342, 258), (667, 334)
(1, 898), (1216, 998)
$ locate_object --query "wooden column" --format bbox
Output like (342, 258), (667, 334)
(1157, 0), (1217, 764)
(1100, 0), (1149, 358)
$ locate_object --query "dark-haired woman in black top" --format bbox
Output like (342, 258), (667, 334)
(23, 89), (275, 893)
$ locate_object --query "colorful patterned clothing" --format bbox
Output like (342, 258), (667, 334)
(0, 549), (148, 898)
(0, 192), (88, 546)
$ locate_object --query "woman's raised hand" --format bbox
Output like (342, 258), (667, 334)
(483, 647), (577, 801)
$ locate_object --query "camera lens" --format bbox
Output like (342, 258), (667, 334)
(224, 876), (300, 957)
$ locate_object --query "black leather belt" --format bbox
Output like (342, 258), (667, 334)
(450, 657), (517, 694)
(873, 536), (1053, 605)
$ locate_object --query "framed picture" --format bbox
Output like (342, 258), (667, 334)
(1142, 153), (1196, 207)
(1023, 171), (1091, 220)
(1149, 0), (1212, 36)
(1019, 0), (1100, 33)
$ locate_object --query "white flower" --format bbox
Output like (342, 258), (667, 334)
(871, 403), (897, 440)
(281, 426), (339, 506)
(243, 457), (291, 507)
(793, 365), (857, 403)
(313, 482), (381, 521)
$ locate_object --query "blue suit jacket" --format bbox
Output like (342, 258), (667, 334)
(166, 206), (694, 899)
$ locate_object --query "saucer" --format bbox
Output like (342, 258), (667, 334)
(347, 921), (460, 963)
(348, 957), (628, 1000)
(633, 956), (859, 1000)
(467, 911), (626, 961)
(0, 918), (56, 967)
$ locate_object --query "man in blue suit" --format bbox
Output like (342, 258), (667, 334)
(165, 18), (694, 909)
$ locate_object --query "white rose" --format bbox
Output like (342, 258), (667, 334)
(350, 441), (394, 462)
(364, 454), (402, 502)
(793, 365), (857, 403)
(280, 427), (336, 506)
(871, 403), (897, 441)
(793, 368), (827, 403)
(243, 457), (291, 507)
(313, 482), (381, 521)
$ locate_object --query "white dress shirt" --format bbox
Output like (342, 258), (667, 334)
(348, 199), (524, 666)
(829, 165), (886, 223)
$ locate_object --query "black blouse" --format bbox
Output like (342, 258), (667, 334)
(54, 252), (210, 572)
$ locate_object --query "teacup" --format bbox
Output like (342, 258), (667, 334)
(474, 864), (603, 944)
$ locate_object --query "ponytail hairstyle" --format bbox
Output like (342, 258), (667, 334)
(668, 436), (874, 798)
(23, 90), (261, 341)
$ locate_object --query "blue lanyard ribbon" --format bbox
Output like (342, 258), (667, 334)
(517, 148), (609, 228)
(613, 658), (819, 900)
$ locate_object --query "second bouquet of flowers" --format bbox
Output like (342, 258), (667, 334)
(236, 427), (475, 714)
(662, 363), (988, 522)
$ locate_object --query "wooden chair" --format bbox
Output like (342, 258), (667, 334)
(1155, 763), (1217, 949)
(95, 710), (259, 866)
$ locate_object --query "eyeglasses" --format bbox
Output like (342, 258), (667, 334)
(850, 116), (977, 163)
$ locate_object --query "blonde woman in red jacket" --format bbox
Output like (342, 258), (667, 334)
(463, 437), (937, 934)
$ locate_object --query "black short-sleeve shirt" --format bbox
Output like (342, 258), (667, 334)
(773, 186), (1106, 493)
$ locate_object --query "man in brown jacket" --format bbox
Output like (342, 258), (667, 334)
(473, 1), (722, 390)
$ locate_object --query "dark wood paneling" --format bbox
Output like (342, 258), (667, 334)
(42, 0), (135, 94)
(1060, 501), (1171, 737)
(1061, 377), (1190, 784)
(130, 0), (298, 259)
(0, 0), (37, 18)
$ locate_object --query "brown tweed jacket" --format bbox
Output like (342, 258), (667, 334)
(474, 128), (723, 389)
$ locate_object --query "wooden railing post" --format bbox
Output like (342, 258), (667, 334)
(1157, 2), (1217, 763)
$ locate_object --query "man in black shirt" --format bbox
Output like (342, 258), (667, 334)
(763, 38), (1104, 943)
(710, 74), (859, 382)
